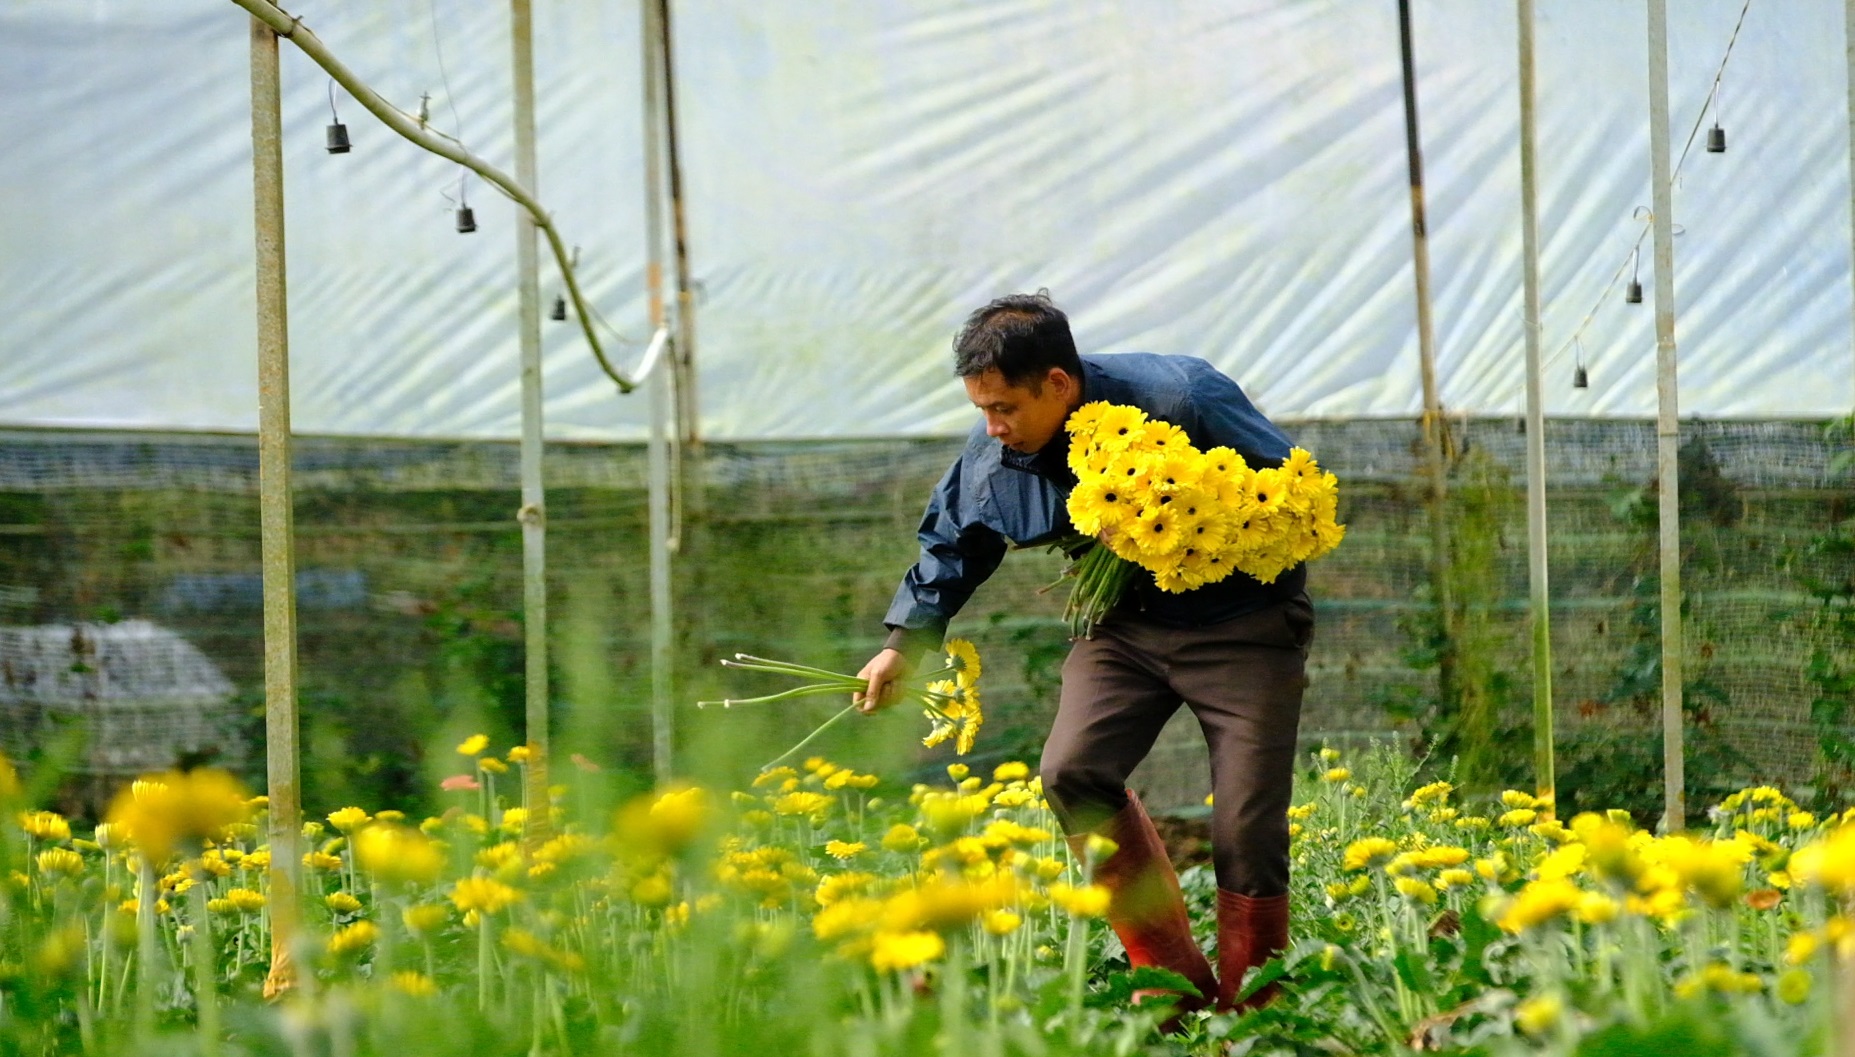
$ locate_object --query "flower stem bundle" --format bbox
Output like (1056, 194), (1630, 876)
(701, 640), (987, 770)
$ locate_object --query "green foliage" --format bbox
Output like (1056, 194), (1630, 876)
(1801, 412), (1855, 807)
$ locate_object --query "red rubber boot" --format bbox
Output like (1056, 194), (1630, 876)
(1068, 791), (1217, 1025)
(1214, 889), (1289, 1012)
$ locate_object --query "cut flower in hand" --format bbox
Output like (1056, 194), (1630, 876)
(701, 640), (986, 772)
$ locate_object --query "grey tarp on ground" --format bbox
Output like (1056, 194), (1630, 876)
(1, 0), (1851, 440)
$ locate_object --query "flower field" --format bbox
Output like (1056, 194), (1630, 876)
(3, 742), (1853, 1056)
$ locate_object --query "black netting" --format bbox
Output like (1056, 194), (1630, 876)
(0, 420), (1848, 817)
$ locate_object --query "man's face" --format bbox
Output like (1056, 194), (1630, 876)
(963, 367), (1081, 454)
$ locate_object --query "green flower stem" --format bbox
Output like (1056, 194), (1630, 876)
(698, 683), (861, 709)
(189, 882), (220, 1057)
(1063, 915), (1088, 1023)
(941, 935), (967, 1057)
(762, 702), (863, 772)
(725, 656), (864, 680)
(478, 913), (493, 1013)
(134, 859), (157, 1042)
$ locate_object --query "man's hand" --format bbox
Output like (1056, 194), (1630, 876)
(854, 648), (912, 714)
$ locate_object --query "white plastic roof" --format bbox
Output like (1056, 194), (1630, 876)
(2, 0), (1852, 441)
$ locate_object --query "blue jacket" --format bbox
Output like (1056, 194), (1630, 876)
(883, 352), (1309, 656)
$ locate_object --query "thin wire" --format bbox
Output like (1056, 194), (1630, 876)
(1547, 0), (1754, 372)
(426, 0), (466, 141)
(427, 0), (471, 201)
(326, 78), (340, 122)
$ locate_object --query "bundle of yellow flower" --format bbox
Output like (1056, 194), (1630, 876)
(706, 640), (988, 767)
(1058, 401), (1344, 632)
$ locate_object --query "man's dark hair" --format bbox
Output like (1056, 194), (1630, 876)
(952, 291), (1081, 390)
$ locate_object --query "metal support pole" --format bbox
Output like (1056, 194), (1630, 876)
(1846, 0), (1855, 413)
(641, 0), (675, 784)
(648, 358), (675, 784)
(1396, 0), (1458, 714)
(510, 0), (551, 840)
(656, 0), (699, 449)
(1647, 0), (1687, 830)
(249, 8), (303, 999)
(1516, 0), (1555, 803)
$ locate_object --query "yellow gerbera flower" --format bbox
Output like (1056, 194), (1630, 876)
(450, 876), (522, 915)
(944, 639), (981, 687)
(869, 930), (945, 972)
(1343, 837), (1398, 872)
(1087, 404), (1150, 449)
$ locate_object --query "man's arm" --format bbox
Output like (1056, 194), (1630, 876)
(859, 447), (1008, 711)
(1173, 359), (1294, 467)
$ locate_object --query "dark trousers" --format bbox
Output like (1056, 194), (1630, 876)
(1039, 592), (1314, 896)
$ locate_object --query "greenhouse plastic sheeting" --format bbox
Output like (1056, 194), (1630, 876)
(1, 0), (1852, 441)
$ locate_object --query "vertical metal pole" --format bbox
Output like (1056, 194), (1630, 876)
(510, 0), (551, 840)
(1846, 0), (1855, 413)
(642, 0), (675, 784)
(1396, 0), (1458, 712)
(1646, 0), (1687, 830)
(656, 0), (699, 449)
(249, 8), (302, 999)
(1515, 0), (1555, 803)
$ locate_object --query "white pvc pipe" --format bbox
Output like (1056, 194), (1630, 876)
(1516, 0), (1555, 802)
(1646, 0), (1688, 831)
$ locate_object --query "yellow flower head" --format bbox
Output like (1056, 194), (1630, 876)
(944, 639), (981, 688)
(105, 769), (250, 865)
(613, 786), (711, 859)
(1343, 837), (1398, 872)
(327, 807), (371, 834)
(824, 840), (866, 861)
(1649, 834), (1748, 909)
(1513, 994), (1562, 1037)
(450, 876), (522, 915)
(869, 930), (945, 972)
(328, 920), (379, 957)
(1047, 883), (1111, 918)
(1497, 878), (1585, 933)
(456, 734), (489, 757)
(954, 689), (984, 756)
(354, 824), (446, 887)
(982, 909), (1023, 936)
(881, 823), (923, 853)
(1791, 824), (1855, 897)
(771, 791), (831, 819)
(390, 971), (438, 997)
(1436, 868), (1476, 891)
(35, 847), (84, 880)
(993, 761), (1030, 783)
(1077, 402), (1142, 445)
(19, 811), (72, 843)
(403, 903), (450, 934)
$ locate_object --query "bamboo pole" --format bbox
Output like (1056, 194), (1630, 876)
(510, 0), (551, 843)
(1646, 0), (1688, 831)
(1395, 0), (1458, 716)
(641, 0), (676, 784)
(1515, 0), (1555, 803)
(247, 6), (303, 1000)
